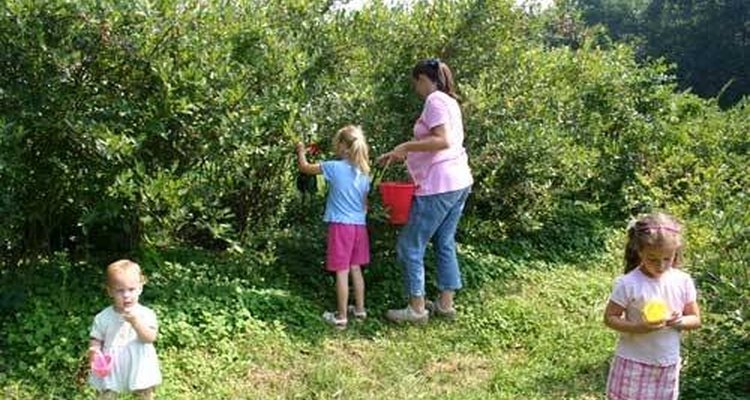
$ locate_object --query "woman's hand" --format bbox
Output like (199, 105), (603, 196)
(377, 145), (408, 165)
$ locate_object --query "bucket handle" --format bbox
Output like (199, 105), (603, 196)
(370, 158), (391, 193)
(371, 158), (418, 192)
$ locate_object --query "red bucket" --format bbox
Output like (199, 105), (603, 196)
(379, 182), (416, 225)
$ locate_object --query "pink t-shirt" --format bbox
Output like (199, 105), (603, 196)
(406, 91), (473, 196)
(609, 267), (697, 366)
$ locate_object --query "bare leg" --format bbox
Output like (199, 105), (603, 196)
(350, 265), (365, 313)
(335, 270), (349, 320)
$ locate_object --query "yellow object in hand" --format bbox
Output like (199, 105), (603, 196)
(643, 299), (669, 323)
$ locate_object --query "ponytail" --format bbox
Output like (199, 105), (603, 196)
(624, 225), (641, 273)
(334, 125), (370, 176)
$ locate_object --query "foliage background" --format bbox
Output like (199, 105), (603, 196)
(1, 0), (747, 398)
(568, 0), (750, 108)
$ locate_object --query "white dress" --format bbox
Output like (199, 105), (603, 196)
(89, 304), (162, 392)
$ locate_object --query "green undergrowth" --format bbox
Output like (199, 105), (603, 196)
(2, 213), (747, 399)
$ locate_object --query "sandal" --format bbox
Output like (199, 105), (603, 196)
(385, 305), (429, 324)
(347, 305), (367, 320)
(322, 311), (347, 329)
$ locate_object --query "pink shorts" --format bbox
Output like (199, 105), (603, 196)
(326, 223), (370, 272)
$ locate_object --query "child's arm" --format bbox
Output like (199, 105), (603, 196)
(604, 300), (667, 334)
(296, 143), (322, 175)
(89, 338), (103, 362)
(122, 312), (158, 343)
(667, 301), (701, 331)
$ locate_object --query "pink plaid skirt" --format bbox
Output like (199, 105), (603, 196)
(606, 356), (680, 400)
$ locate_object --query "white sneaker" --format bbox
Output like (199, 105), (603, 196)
(426, 299), (457, 320)
(385, 306), (428, 324)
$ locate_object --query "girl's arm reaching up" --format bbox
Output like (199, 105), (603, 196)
(603, 300), (667, 334)
(296, 143), (322, 175)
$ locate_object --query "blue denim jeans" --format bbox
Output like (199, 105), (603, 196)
(396, 186), (471, 297)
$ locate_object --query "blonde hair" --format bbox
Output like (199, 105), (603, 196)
(334, 125), (370, 175)
(106, 259), (146, 286)
(624, 212), (684, 273)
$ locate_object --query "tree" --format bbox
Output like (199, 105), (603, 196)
(643, 0), (750, 107)
(574, 0), (750, 107)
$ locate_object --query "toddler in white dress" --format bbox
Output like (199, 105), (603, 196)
(88, 259), (162, 399)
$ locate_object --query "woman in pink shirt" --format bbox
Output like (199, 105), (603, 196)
(378, 59), (473, 324)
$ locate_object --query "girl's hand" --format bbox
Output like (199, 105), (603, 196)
(121, 310), (157, 342)
(665, 312), (684, 330)
(88, 339), (103, 363)
(121, 311), (138, 325)
(296, 143), (322, 175)
(637, 319), (667, 333)
(295, 142), (306, 154)
(664, 311), (681, 325)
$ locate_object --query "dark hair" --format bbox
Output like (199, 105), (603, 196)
(624, 212), (684, 273)
(412, 58), (457, 99)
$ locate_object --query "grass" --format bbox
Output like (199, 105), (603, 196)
(156, 263), (618, 399)
(152, 267), (618, 400)
(1, 220), (625, 399)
